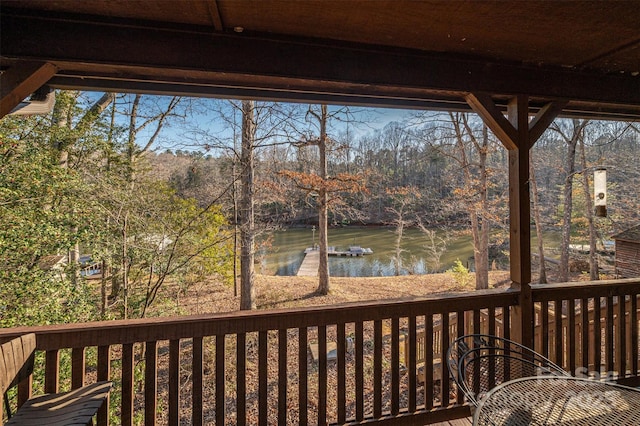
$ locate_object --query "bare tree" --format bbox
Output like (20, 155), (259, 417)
(240, 100), (257, 309)
(551, 119), (589, 282)
(280, 105), (366, 294)
(385, 187), (420, 275)
(417, 222), (449, 273)
(448, 113), (495, 289)
(530, 151), (548, 283)
(579, 133), (599, 280)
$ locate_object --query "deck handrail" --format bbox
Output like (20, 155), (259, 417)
(531, 277), (640, 300)
(0, 287), (518, 350)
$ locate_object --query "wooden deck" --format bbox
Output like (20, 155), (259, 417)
(431, 418), (472, 425)
(297, 249), (319, 276)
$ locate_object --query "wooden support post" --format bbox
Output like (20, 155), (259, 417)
(508, 95), (533, 347)
(0, 61), (57, 117)
(466, 93), (565, 348)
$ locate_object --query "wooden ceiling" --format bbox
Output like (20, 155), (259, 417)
(1, 0), (639, 119)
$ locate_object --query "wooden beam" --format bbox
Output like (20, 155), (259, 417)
(45, 74), (640, 120)
(206, 0), (224, 31)
(1, 11), (639, 111)
(0, 61), (57, 117)
(466, 93), (518, 150)
(528, 100), (568, 148)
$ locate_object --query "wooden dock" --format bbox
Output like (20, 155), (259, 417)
(298, 246), (373, 276)
(297, 249), (319, 276)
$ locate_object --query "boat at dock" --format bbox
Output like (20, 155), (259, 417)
(304, 245), (373, 257)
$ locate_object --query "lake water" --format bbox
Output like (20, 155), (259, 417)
(258, 227), (478, 277)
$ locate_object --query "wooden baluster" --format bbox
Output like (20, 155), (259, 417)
(488, 307), (496, 390)
(144, 341), (157, 426)
(626, 295), (632, 377)
(581, 298), (589, 373)
(45, 349), (59, 394)
(237, 333), (247, 426)
(554, 299), (563, 368)
(278, 329), (288, 425)
(318, 325), (327, 425)
(192, 337), (203, 426)
(391, 317), (399, 415)
(541, 301), (549, 358)
(594, 297), (602, 375)
(456, 311), (464, 405)
(408, 315), (417, 412)
(473, 308), (481, 334)
(122, 343), (134, 426)
(569, 299), (576, 375)
(355, 321), (364, 421)
(503, 306), (511, 341)
(441, 312), (450, 406)
(216, 335), (226, 426)
(473, 309), (481, 397)
(425, 315), (434, 410)
(17, 374), (32, 410)
(259, 331), (268, 426)
(373, 320), (382, 417)
(503, 307), (511, 382)
(298, 328), (307, 425)
(632, 295), (638, 376)
(97, 345), (110, 426)
(607, 296), (614, 374)
(169, 339), (180, 425)
(618, 295), (627, 380)
(337, 323), (346, 423)
(72, 347), (85, 389)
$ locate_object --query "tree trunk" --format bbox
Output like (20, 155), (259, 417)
(394, 217), (404, 276)
(454, 115), (490, 290)
(240, 100), (256, 309)
(232, 160), (239, 297)
(100, 260), (108, 317)
(530, 154), (548, 283)
(122, 212), (129, 319)
(579, 135), (599, 280)
(317, 104), (330, 294)
(559, 120), (582, 282)
(475, 125), (490, 290)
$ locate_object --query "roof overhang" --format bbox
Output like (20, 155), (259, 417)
(1, 3), (639, 119)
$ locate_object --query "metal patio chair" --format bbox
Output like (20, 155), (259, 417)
(447, 334), (569, 407)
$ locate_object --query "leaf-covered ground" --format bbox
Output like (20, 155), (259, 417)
(163, 272), (512, 317)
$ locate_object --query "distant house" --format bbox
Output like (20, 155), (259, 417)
(37, 254), (66, 271)
(612, 225), (640, 278)
(37, 254), (67, 280)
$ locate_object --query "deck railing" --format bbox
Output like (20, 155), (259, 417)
(1, 288), (518, 425)
(1, 278), (638, 425)
(532, 278), (640, 383)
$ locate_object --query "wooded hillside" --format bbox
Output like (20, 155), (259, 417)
(1, 92), (638, 325)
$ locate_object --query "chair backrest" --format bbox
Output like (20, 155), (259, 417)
(0, 334), (36, 396)
(447, 334), (568, 406)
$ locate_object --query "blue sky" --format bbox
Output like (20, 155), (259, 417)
(81, 91), (416, 153)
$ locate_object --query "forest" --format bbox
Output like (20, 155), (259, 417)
(1, 91), (639, 327)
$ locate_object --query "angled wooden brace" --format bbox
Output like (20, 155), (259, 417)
(1, 61), (57, 118)
(465, 92), (567, 150)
